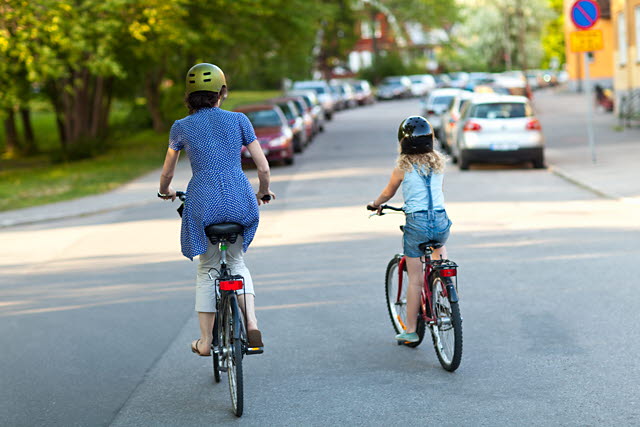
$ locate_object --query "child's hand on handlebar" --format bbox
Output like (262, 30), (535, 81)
(367, 201), (383, 215)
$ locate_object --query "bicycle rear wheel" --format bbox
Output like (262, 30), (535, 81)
(385, 256), (425, 348)
(224, 296), (244, 417)
(429, 274), (463, 371)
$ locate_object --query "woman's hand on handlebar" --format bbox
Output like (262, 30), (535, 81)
(158, 187), (177, 201)
(256, 190), (276, 205)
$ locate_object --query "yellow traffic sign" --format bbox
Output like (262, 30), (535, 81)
(570, 29), (604, 52)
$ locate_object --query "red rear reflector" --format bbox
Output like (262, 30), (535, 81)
(463, 121), (481, 132)
(441, 269), (457, 277)
(526, 119), (541, 130)
(219, 280), (244, 291)
(427, 110), (436, 115)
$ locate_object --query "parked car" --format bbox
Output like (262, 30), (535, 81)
(285, 95), (314, 143)
(287, 89), (325, 134)
(376, 76), (412, 100)
(292, 80), (335, 120)
(350, 79), (375, 105)
(234, 104), (295, 166)
(434, 73), (453, 88)
(440, 89), (473, 154)
(421, 88), (461, 140)
(330, 81), (357, 109)
(451, 95), (545, 170)
(268, 97), (308, 152)
(408, 74), (436, 97)
(448, 72), (469, 88)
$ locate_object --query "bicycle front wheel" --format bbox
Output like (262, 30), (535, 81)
(385, 255), (425, 348)
(223, 296), (244, 417)
(429, 274), (463, 371)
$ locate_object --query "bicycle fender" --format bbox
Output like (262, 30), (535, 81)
(446, 282), (459, 303)
(230, 295), (243, 340)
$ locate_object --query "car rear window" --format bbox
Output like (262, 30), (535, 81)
(431, 95), (455, 107)
(245, 109), (282, 127)
(276, 103), (294, 120)
(470, 102), (530, 119)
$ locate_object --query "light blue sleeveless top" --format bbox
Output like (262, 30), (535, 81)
(402, 165), (445, 213)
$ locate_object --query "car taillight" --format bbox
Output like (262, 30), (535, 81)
(526, 119), (542, 131)
(463, 121), (482, 132)
(427, 110), (436, 115)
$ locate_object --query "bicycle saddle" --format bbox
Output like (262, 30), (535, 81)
(418, 241), (444, 252)
(205, 223), (244, 244)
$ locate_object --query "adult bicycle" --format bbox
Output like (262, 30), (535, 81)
(164, 191), (266, 417)
(369, 204), (463, 372)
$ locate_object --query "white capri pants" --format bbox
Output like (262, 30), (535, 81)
(195, 237), (255, 313)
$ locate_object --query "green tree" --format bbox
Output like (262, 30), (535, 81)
(541, 0), (564, 69)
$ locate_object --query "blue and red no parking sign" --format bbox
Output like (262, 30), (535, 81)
(571, 0), (601, 29)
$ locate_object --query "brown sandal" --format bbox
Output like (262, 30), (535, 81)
(191, 339), (211, 357)
(247, 330), (264, 348)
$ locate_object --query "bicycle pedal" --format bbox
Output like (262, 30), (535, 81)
(218, 366), (228, 372)
(246, 347), (264, 355)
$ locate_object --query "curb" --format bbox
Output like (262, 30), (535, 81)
(548, 165), (619, 200)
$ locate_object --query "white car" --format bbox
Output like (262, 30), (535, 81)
(421, 88), (462, 140)
(409, 74), (436, 97)
(292, 80), (335, 120)
(440, 89), (473, 154)
(451, 95), (545, 170)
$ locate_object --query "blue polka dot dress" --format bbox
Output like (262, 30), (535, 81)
(168, 107), (259, 260)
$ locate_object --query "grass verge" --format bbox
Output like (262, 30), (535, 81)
(0, 90), (280, 212)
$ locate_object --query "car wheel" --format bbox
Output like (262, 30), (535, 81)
(459, 151), (470, 170)
(284, 156), (294, 166)
(532, 156), (545, 169)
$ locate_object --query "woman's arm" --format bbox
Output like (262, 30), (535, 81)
(158, 148), (180, 200)
(246, 139), (276, 205)
(369, 167), (404, 210)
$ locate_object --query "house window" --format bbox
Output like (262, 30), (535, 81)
(360, 20), (381, 39)
(618, 12), (627, 65)
(636, 6), (640, 60)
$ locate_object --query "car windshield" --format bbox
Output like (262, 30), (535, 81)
(470, 102), (530, 119)
(431, 95), (455, 107)
(295, 84), (326, 94)
(276, 103), (294, 120)
(382, 78), (403, 85)
(410, 77), (424, 83)
(382, 82), (403, 88)
(244, 109), (282, 127)
(293, 100), (306, 112)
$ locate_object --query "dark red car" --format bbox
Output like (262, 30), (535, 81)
(234, 104), (295, 166)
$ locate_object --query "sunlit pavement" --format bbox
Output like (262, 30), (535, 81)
(1, 97), (639, 425)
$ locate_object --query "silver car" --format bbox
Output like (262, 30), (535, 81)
(421, 88), (461, 140)
(292, 80), (335, 120)
(440, 89), (473, 154)
(451, 95), (545, 170)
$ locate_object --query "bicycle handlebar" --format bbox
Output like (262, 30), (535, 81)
(367, 204), (403, 213)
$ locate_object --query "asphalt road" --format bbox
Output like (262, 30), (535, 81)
(1, 96), (639, 426)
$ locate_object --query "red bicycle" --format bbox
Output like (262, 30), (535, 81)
(372, 204), (463, 371)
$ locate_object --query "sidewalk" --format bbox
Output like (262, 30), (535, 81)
(535, 87), (640, 203)
(0, 160), (192, 228)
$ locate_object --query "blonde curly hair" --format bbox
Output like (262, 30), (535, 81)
(396, 146), (447, 175)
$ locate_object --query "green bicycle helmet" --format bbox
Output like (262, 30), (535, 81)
(185, 63), (226, 95)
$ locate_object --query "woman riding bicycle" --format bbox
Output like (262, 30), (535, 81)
(368, 116), (452, 343)
(158, 63), (275, 355)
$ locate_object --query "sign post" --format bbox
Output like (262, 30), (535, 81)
(570, 0), (601, 163)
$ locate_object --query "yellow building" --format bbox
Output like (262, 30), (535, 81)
(564, 0), (615, 89)
(611, 0), (640, 98)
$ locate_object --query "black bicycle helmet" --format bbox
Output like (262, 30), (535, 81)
(398, 116), (434, 154)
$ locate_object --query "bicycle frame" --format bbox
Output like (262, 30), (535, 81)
(396, 253), (458, 325)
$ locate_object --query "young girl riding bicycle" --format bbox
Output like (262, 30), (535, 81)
(368, 116), (452, 343)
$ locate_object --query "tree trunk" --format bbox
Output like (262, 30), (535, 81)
(19, 107), (37, 154)
(144, 69), (167, 132)
(3, 109), (21, 156)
